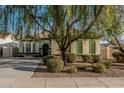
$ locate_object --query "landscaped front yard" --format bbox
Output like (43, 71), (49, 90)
(32, 62), (124, 78)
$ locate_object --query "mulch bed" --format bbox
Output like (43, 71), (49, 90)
(32, 62), (124, 78)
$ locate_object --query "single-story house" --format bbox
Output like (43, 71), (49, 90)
(0, 31), (102, 61)
(18, 31), (101, 61)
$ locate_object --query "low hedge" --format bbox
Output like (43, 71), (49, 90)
(81, 54), (91, 62)
(93, 63), (106, 73)
(112, 52), (124, 63)
(46, 58), (64, 73)
(42, 55), (56, 65)
(91, 54), (100, 63)
(102, 61), (111, 69)
(67, 53), (76, 63)
(67, 66), (78, 73)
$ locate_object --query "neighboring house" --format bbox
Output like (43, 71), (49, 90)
(19, 32), (101, 61)
(0, 34), (19, 57)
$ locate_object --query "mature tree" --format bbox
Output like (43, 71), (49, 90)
(0, 5), (103, 65)
(99, 6), (124, 54)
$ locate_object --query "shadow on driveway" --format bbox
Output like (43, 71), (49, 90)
(0, 58), (41, 72)
(14, 67), (37, 72)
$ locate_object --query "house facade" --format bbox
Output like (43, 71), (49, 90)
(18, 32), (101, 58)
(0, 32), (101, 59)
(0, 34), (19, 57)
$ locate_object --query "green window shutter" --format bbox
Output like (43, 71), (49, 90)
(76, 40), (82, 54)
(89, 40), (95, 54)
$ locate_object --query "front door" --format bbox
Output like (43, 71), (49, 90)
(43, 44), (49, 56)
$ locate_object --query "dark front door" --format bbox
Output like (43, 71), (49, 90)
(43, 44), (49, 56)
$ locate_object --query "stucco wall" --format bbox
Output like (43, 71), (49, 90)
(71, 41), (76, 53)
(83, 39), (89, 54)
(100, 45), (113, 60)
(3, 47), (12, 57)
(51, 40), (61, 54)
(95, 39), (100, 54)
(51, 39), (100, 55)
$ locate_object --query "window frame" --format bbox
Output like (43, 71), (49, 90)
(76, 39), (83, 54)
(89, 39), (96, 54)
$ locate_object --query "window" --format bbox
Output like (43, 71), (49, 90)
(76, 40), (82, 54)
(89, 40), (95, 54)
(26, 43), (31, 53)
(33, 43), (35, 53)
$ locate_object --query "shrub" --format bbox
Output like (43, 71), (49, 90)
(91, 54), (100, 63)
(81, 54), (90, 62)
(102, 61), (111, 69)
(42, 55), (56, 65)
(17, 54), (24, 57)
(112, 52), (124, 63)
(67, 66), (78, 73)
(67, 53), (76, 63)
(93, 63), (106, 73)
(46, 58), (64, 73)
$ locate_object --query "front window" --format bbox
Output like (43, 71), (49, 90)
(26, 43), (31, 53)
(76, 40), (83, 54)
(89, 39), (95, 54)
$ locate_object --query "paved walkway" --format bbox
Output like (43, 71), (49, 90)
(0, 77), (124, 88)
(0, 58), (124, 88)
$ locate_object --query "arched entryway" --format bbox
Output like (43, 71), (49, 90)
(43, 44), (49, 56)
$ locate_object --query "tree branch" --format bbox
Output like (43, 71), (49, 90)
(84, 6), (103, 32)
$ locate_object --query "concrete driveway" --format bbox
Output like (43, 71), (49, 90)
(0, 57), (40, 78)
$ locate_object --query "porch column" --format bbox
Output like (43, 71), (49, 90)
(71, 41), (76, 53)
(31, 42), (33, 53)
(35, 42), (39, 53)
(24, 42), (26, 53)
(51, 40), (60, 55)
(95, 39), (100, 54)
(107, 45), (113, 59)
(83, 39), (89, 54)
(19, 42), (23, 53)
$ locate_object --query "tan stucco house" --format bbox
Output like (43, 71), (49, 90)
(19, 32), (101, 60)
(0, 31), (101, 60)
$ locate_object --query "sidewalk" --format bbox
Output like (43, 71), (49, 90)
(0, 77), (124, 88)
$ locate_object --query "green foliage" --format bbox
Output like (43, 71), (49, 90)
(91, 54), (101, 63)
(67, 66), (78, 73)
(93, 63), (106, 73)
(81, 54), (91, 62)
(101, 6), (123, 55)
(112, 52), (124, 63)
(42, 55), (56, 65)
(102, 61), (111, 69)
(67, 53), (76, 63)
(46, 58), (64, 73)
(0, 5), (104, 65)
(103, 6), (116, 29)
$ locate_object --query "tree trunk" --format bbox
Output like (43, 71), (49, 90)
(119, 48), (124, 55)
(61, 49), (67, 66)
